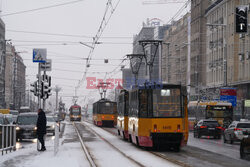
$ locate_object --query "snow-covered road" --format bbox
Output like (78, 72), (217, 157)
(2, 119), (250, 167)
(88, 121), (250, 167)
(75, 121), (179, 167)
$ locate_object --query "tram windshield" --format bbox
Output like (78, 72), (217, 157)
(153, 88), (181, 118)
(100, 102), (116, 114)
(71, 108), (81, 115)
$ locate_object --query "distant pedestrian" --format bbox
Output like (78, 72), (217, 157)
(37, 108), (47, 151)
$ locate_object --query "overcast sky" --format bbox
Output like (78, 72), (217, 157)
(1, 0), (189, 108)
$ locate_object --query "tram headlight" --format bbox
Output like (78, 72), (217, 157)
(34, 127), (37, 130)
(153, 124), (157, 133)
(16, 126), (20, 130)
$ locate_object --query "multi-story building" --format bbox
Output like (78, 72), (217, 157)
(14, 52), (26, 109)
(5, 43), (15, 109)
(133, 22), (170, 84)
(190, 0), (212, 100)
(205, 0), (250, 119)
(162, 13), (191, 86)
(133, 26), (154, 82)
(0, 19), (5, 108)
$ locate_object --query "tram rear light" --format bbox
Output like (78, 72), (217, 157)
(177, 124), (181, 132)
(154, 124), (157, 133)
(200, 126), (207, 129)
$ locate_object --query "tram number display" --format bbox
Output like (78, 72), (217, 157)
(163, 125), (172, 130)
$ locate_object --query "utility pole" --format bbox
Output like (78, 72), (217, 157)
(53, 85), (61, 111)
(38, 63), (41, 109)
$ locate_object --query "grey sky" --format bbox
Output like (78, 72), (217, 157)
(1, 0), (189, 108)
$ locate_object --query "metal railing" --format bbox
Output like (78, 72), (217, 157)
(0, 125), (16, 155)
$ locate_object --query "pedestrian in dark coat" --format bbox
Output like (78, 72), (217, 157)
(37, 108), (47, 151)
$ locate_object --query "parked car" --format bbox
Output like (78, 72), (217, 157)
(193, 119), (222, 139)
(15, 113), (38, 141)
(46, 116), (56, 135)
(4, 114), (14, 124)
(10, 110), (19, 122)
(0, 113), (9, 125)
(224, 120), (250, 144)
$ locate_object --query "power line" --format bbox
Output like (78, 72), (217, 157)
(1, 0), (85, 17)
(7, 29), (132, 39)
(76, 0), (121, 91)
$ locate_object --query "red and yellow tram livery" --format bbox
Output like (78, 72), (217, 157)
(69, 104), (81, 121)
(93, 99), (117, 127)
(128, 84), (188, 150)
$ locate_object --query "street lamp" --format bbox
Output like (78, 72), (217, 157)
(126, 54), (145, 86)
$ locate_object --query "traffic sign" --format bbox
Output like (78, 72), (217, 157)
(220, 95), (237, 107)
(245, 100), (250, 107)
(33, 48), (47, 63)
(41, 59), (52, 71)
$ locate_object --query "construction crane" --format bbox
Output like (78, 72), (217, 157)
(142, 0), (187, 5)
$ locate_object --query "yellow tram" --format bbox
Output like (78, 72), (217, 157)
(93, 99), (117, 127)
(117, 90), (129, 140)
(128, 84), (188, 150)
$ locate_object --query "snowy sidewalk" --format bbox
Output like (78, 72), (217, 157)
(0, 123), (89, 167)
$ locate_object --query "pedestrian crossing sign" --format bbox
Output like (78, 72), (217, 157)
(33, 48), (47, 63)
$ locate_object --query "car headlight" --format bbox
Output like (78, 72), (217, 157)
(34, 127), (37, 130)
(16, 126), (20, 130)
(52, 125), (55, 128)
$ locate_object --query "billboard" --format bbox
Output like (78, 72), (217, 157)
(220, 88), (237, 107)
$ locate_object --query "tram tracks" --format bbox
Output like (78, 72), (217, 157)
(82, 120), (187, 167)
(79, 121), (145, 167)
(100, 125), (190, 167)
(73, 122), (97, 167)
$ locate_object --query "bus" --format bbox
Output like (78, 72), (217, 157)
(128, 84), (188, 151)
(117, 90), (129, 140)
(93, 99), (117, 127)
(188, 101), (233, 129)
(69, 104), (81, 121)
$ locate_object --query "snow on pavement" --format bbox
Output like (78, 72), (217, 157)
(0, 123), (89, 167)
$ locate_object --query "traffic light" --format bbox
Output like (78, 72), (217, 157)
(30, 81), (38, 96)
(236, 5), (248, 33)
(41, 74), (52, 99)
(40, 80), (44, 98)
(43, 81), (52, 99)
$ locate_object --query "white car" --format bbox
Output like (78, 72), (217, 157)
(224, 119), (250, 144)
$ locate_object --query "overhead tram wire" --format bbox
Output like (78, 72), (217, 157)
(76, 0), (121, 91)
(7, 29), (132, 39)
(0, 0), (85, 17)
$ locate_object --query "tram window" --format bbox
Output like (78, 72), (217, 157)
(161, 89), (170, 96)
(139, 90), (147, 117)
(99, 102), (115, 114)
(152, 89), (181, 118)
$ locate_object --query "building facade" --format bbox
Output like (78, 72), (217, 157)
(162, 13), (191, 86)
(5, 43), (15, 109)
(205, 0), (250, 119)
(190, 0), (212, 100)
(133, 24), (170, 84)
(14, 53), (26, 109)
(0, 19), (5, 108)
